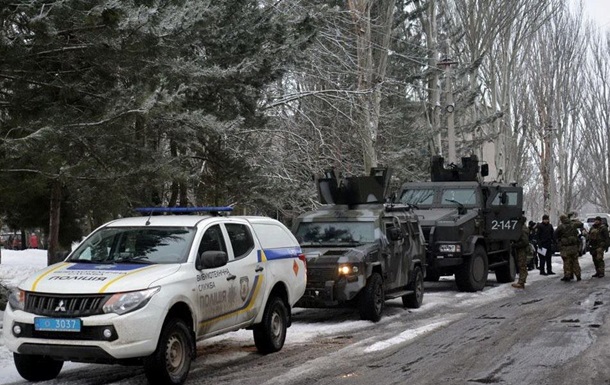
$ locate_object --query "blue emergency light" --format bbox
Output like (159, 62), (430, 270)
(134, 207), (234, 214)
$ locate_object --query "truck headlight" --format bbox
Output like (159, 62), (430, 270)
(103, 287), (160, 315)
(338, 264), (359, 275)
(8, 289), (25, 311)
(439, 244), (461, 253)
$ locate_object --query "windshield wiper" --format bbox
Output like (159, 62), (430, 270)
(445, 199), (466, 214)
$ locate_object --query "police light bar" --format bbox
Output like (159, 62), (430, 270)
(135, 207), (233, 214)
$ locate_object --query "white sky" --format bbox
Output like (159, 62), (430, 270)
(575, 0), (610, 29)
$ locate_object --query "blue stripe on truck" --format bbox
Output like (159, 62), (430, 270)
(258, 247), (301, 262)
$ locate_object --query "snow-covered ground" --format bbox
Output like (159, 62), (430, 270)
(0, 249), (596, 384)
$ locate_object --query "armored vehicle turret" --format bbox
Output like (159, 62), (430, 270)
(398, 155), (523, 292)
(294, 168), (426, 322)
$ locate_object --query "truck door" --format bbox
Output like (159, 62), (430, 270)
(384, 219), (410, 288)
(485, 186), (523, 241)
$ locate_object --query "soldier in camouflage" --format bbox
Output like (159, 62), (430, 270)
(587, 216), (608, 278)
(555, 214), (582, 281)
(512, 216), (530, 289)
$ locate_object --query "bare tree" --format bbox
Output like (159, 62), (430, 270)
(579, 28), (610, 211)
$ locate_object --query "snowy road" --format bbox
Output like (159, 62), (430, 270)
(1, 250), (609, 384)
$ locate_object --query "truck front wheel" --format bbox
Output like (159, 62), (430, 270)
(359, 272), (384, 322)
(455, 245), (488, 292)
(144, 318), (194, 385)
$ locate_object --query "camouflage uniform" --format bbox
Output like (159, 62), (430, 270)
(587, 221), (608, 277)
(555, 215), (582, 281)
(512, 220), (530, 287)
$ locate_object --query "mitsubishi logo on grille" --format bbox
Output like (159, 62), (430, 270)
(54, 300), (67, 312)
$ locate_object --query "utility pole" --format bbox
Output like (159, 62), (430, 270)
(438, 47), (458, 165)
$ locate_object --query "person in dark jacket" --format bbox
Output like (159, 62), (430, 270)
(535, 214), (556, 275)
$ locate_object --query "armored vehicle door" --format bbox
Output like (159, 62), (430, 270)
(383, 217), (412, 289)
(484, 186), (523, 241)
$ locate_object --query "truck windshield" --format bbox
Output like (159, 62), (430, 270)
(441, 189), (477, 206)
(400, 189), (435, 205)
(68, 227), (196, 264)
(295, 222), (376, 246)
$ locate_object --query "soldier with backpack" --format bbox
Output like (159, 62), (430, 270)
(555, 214), (583, 282)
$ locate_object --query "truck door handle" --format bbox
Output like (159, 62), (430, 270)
(226, 274), (237, 281)
(255, 266), (264, 272)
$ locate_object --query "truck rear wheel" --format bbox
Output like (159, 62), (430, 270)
(455, 245), (488, 292)
(144, 318), (193, 385)
(359, 272), (384, 322)
(253, 296), (288, 354)
(402, 266), (424, 308)
(14, 353), (63, 381)
(495, 249), (516, 283)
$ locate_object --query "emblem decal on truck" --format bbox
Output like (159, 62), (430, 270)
(54, 300), (67, 312)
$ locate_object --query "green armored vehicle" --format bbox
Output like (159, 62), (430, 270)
(398, 155), (523, 292)
(294, 168), (426, 322)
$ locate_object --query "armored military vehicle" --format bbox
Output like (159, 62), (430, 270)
(293, 168), (426, 322)
(397, 155), (523, 292)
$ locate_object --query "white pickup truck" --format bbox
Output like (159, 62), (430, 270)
(3, 208), (306, 385)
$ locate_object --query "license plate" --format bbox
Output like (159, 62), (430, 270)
(34, 317), (81, 332)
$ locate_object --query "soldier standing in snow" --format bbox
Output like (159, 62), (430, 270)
(512, 216), (530, 289)
(555, 214), (582, 282)
(587, 216), (608, 278)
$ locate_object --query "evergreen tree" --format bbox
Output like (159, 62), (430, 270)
(0, 0), (313, 263)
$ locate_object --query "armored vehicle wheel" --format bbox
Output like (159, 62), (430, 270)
(144, 318), (193, 385)
(495, 249), (516, 283)
(253, 296), (288, 354)
(359, 272), (384, 322)
(14, 353), (63, 381)
(402, 266), (424, 308)
(455, 245), (488, 292)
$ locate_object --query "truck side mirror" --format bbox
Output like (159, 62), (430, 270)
(196, 251), (228, 270)
(480, 164), (489, 177)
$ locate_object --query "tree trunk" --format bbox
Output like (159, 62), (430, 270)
(347, 0), (394, 172)
(47, 180), (62, 266)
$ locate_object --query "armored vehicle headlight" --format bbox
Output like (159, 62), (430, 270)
(338, 264), (358, 275)
(103, 287), (160, 315)
(439, 244), (461, 253)
(8, 288), (25, 311)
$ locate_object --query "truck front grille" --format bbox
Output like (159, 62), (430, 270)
(307, 267), (337, 284)
(25, 293), (111, 317)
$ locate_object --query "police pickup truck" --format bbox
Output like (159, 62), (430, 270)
(4, 207), (306, 385)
